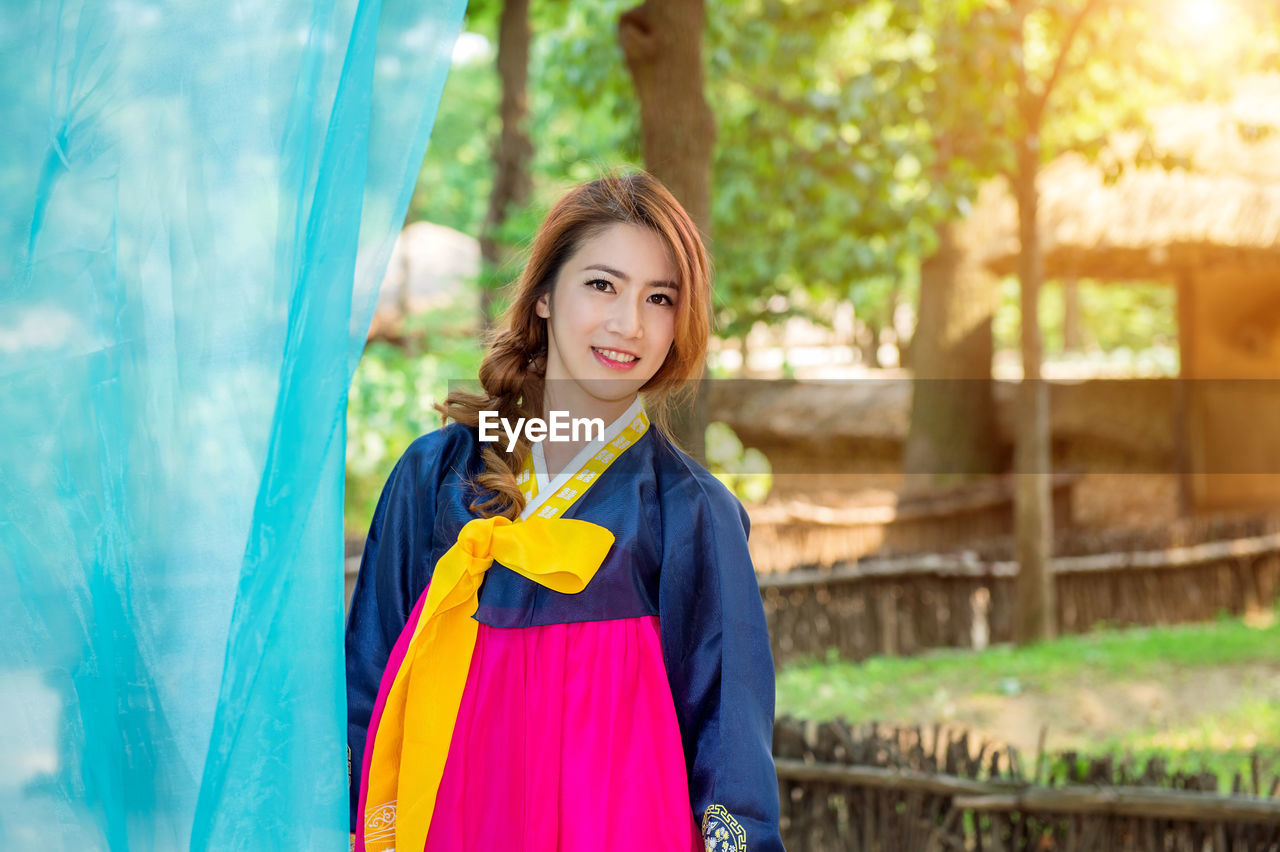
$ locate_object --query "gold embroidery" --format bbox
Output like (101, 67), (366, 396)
(518, 409), (650, 519)
(702, 804), (746, 852)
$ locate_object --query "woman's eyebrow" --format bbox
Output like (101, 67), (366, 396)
(583, 263), (678, 290)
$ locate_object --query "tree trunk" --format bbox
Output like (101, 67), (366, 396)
(1062, 277), (1082, 352)
(1012, 132), (1055, 645)
(619, 0), (715, 463)
(859, 319), (881, 368)
(479, 0), (533, 333)
(618, 0), (715, 234)
(903, 221), (1001, 487)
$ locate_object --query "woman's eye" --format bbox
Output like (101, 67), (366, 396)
(649, 293), (674, 306)
(587, 279), (613, 292)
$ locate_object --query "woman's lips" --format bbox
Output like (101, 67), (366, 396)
(591, 347), (640, 371)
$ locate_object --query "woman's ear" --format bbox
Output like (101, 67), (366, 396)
(535, 292), (550, 319)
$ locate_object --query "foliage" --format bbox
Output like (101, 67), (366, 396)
(705, 421), (772, 504)
(346, 304), (483, 533)
(528, 2), (642, 185)
(707, 0), (946, 342)
(993, 278), (1178, 372)
(922, 0), (1280, 376)
(404, 52), (499, 235)
(410, 1), (957, 345)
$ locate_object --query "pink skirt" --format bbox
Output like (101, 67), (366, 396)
(423, 615), (701, 852)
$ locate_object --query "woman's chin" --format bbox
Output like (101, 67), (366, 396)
(578, 376), (646, 402)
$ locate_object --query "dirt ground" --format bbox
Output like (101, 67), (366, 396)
(914, 657), (1280, 763)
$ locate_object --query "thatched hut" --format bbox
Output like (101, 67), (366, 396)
(973, 74), (1280, 513)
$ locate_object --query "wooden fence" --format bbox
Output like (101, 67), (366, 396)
(747, 476), (1077, 575)
(774, 716), (1280, 851)
(762, 531), (1280, 666)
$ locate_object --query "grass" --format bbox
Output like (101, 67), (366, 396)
(1078, 696), (1280, 792)
(776, 604), (1280, 793)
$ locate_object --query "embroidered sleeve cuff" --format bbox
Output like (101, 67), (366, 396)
(702, 804), (747, 851)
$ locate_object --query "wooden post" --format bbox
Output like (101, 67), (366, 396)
(1012, 129), (1056, 645)
(1174, 270), (1196, 517)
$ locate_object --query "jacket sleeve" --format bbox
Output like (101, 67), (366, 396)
(344, 429), (450, 832)
(659, 474), (784, 852)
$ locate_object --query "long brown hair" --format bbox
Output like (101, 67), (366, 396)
(436, 170), (711, 519)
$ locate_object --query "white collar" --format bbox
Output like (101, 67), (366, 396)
(521, 395), (646, 520)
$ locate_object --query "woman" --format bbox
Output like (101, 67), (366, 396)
(346, 171), (783, 852)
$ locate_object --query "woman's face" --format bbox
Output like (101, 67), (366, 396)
(536, 222), (679, 418)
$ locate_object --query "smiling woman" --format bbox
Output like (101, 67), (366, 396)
(438, 171), (711, 513)
(345, 172), (785, 852)
(535, 221), (680, 421)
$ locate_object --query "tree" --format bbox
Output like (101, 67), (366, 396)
(887, 0), (1278, 643)
(1004, 0), (1179, 644)
(618, 0), (717, 460)
(479, 0), (534, 332)
(904, 1), (1021, 485)
(903, 220), (1003, 483)
(617, 0), (716, 234)
(705, 1), (945, 352)
(979, 0), (1274, 643)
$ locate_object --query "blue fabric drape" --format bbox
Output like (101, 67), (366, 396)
(0, 1), (466, 848)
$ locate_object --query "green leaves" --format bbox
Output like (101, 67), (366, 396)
(707, 0), (994, 340)
(706, 421), (773, 505)
(346, 319), (483, 532)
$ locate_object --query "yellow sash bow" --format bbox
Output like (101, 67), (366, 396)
(361, 514), (615, 852)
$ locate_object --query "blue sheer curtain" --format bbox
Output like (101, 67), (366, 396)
(0, 1), (465, 847)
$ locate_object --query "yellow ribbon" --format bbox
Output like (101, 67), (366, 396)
(362, 514), (615, 852)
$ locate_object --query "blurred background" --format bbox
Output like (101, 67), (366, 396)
(346, 1), (1280, 847)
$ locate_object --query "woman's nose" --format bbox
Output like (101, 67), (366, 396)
(606, 295), (643, 338)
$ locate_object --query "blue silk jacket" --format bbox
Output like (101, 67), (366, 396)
(345, 416), (784, 851)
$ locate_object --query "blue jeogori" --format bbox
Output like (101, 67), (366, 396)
(0, 1), (465, 848)
(347, 403), (784, 851)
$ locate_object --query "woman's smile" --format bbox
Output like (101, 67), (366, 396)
(591, 346), (640, 370)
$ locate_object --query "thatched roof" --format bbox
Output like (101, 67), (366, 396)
(368, 221), (479, 341)
(975, 74), (1280, 281)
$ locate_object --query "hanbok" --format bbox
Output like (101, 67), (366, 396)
(345, 396), (783, 851)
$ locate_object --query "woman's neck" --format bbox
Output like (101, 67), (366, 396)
(536, 388), (639, 478)
(540, 385), (636, 428)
